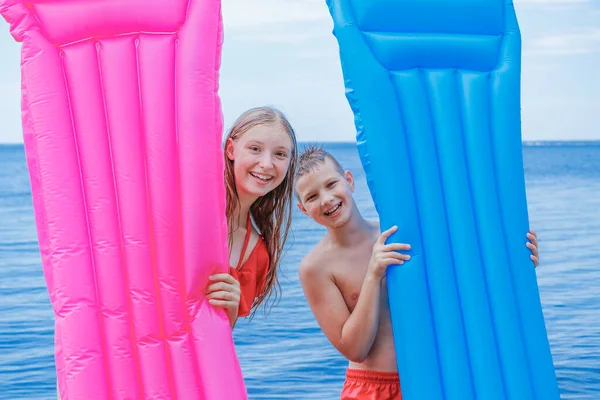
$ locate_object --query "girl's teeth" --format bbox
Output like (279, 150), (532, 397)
(251, 172), (271, 181)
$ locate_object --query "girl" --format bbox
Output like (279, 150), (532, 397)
(206, 106), (298, 328)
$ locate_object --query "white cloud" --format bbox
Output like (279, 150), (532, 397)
(516, 0), (589, 3)
(515, 0), (593, 14)
(529, 28), (600, 55)
(229, 26), (324, 45)
(223, 0), (329, 29)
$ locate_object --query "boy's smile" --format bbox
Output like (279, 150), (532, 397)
(324, 201), (343, 217)
(296, 158), (355, 228)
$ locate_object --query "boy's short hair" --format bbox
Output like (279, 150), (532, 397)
(295, 144), (345, 181)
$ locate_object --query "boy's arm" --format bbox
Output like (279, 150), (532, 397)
(299, 260), (383, 363)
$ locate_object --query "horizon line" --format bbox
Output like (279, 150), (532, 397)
(2, 139), (600, 147)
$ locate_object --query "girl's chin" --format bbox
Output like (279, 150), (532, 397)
(237, 182), (275, 199)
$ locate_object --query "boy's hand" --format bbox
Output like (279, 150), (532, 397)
(367, 225), (411, 281)
(206, 273), (241, 326)
(526, 229), (539, 268)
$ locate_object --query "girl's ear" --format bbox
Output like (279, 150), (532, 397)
(225, 138), (235, 161)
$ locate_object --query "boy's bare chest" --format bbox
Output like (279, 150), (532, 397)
(331, 244), (376, 311)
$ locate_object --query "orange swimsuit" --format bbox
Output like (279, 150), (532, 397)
(229, 215), (270, 318)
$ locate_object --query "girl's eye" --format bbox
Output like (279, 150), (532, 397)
(276, 152), (288, 158)
(306, 194), (316, 202)
(249, 146), (260, 152)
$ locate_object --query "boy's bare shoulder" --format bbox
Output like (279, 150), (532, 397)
(368, 220), (380, 234)
(299, 236), (332, 280)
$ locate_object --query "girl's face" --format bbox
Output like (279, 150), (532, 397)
(226, 124), (293, 201)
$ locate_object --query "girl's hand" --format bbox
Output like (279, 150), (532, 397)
(526, 230), (539, 268)
(206, 273), (241, 327)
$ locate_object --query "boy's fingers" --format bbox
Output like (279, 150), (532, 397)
(384, 243), (411, 252)
(531, 255), (539, 267)
(383, 257), (405, 266)
(526, 242), (538, 253)
(382, 251), (410, 260)
(378, 253), (409, 264)
(378, 225), (398, 243)
(392, 252), (411, 261)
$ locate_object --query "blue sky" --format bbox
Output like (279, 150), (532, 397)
(0, 0), (598, 143)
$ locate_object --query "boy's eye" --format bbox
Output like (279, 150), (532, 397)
(327, 181), (337, 188)
(249, 146), (260, 152)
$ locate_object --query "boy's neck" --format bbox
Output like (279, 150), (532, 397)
(327, 204), (373, 247)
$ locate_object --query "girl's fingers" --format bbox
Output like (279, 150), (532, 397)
(206, 290), (234, 301)
(209, 273), (239, 285)
(206, 281), (236, 294)
(208, 299), (234, 308)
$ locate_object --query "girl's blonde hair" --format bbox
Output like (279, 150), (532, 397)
(224, 106), (298, 317)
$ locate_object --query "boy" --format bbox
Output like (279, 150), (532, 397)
(295, 145), (539, 399)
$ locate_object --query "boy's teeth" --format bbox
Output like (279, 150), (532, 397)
(325, 203), (341, 216)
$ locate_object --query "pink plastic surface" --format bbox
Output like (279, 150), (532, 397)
(0, 0), (247, 398)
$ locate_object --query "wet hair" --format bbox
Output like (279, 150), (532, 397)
(224, 106), (298, 317)
(294, 144), (345, 198)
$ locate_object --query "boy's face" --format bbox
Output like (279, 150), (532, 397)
(295, 158), (355, 229)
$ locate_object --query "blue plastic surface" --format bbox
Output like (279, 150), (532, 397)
(325, 1), (560, 399)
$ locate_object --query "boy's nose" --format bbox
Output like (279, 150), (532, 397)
(321, 195), (335, 207)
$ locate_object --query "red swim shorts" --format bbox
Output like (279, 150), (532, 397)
(341, 368), (402, 400)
